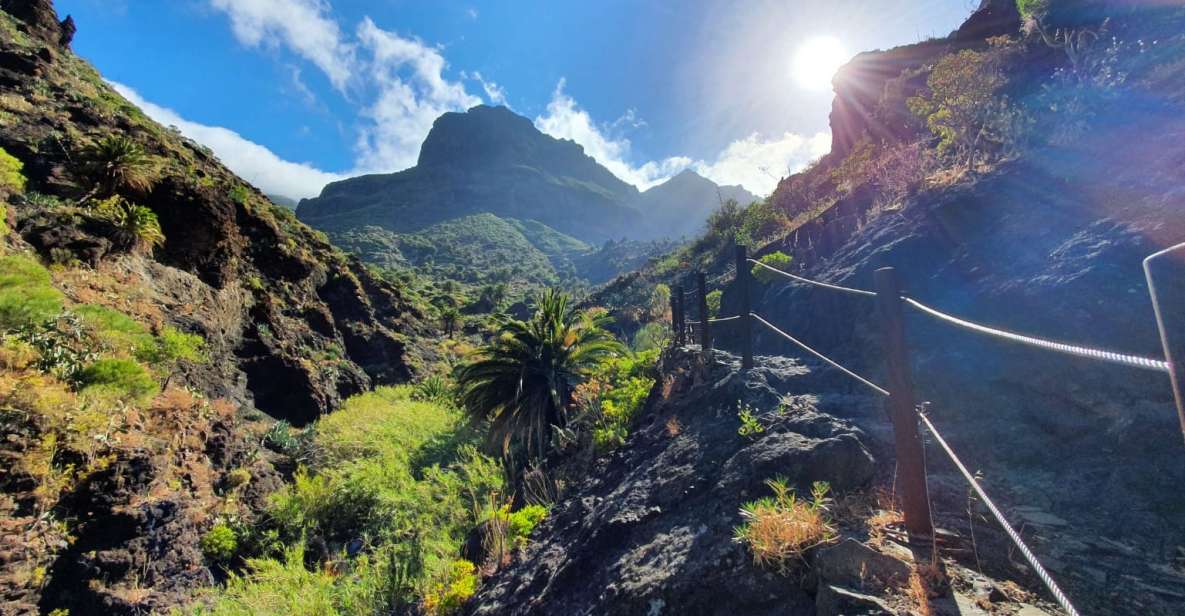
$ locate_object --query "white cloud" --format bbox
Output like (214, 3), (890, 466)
(694, 131), (831, 196)
(535, 79), (691, 190)
(210, 0), (355, 92)
(467, 71), (508, 107)
(110, 81), (344, 199)
(351, 18), (481, 173)
(535, 79), (828, 195)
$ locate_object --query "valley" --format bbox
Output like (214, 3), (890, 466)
(1, 0), (1184, 615)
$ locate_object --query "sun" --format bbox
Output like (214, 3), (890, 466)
(793, 36), (850, 91)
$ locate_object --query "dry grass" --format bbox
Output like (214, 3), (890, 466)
(664, 416), (682, 437)
(734, 479), (835, 573)
(906, 561), (949, 616)
(866, 487), (905, 547)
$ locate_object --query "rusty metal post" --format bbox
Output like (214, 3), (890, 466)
(1144, 241), (1185, 447)
(874, 267), (933, 537)
(735, 245), (753, 369)
(697, 272), (711, 356)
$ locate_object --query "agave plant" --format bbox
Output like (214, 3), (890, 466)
(456, 288), (623, 465)
(79, 135), (158, 201)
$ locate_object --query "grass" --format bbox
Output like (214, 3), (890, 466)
(0, 255), (65, 330)
(733, 479), (835, 573)
(78, 358), (159, 402)
(197, 386), (503, 615)
(0, 146), (26, 194)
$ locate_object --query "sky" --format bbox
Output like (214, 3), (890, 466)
(57, 0), (978, 199)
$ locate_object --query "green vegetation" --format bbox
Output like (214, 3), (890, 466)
(0, 255), (65, 330)
(706, 289), (722, 318)
(201, 386), (502, 614)
(0, 146), (27, 194)
(80, 135), (159, 200)
(752, 251), (792, 284)
(570, 349), (659, 451)
(1017, 0), (1049, 19)
(90, 195), (166, 251)
(737, 402), (765, 440)
(78, 358), (159, 401)
(202, 524), (239, 563)
(457, 289), (623, 465)
(733, 479), (834, 573)
(422, 559), (479, 616)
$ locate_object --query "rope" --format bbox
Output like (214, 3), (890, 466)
(747, 259), (877, 298)
(685, 320), (702, 325)
(708, 315), (742, 323)
(903, 297), (1170, 373)
(750, 313), (890, 397)
(917, 410), (1081, 616)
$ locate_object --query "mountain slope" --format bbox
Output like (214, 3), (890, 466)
(628, 170), (758, 240)
(297, 105), (643, 243)
(0, 2), (433, 611)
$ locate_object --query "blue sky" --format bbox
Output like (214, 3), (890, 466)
(57, 0), (976, 198)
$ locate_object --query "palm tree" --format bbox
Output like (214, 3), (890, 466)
(79, 135), (158, 202)
(441, 307), (460, 338)
(456, 289), (622, 465)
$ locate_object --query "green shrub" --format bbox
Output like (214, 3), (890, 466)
(411, 374), (455, 406)
(0, 255), (65, 330)
(76, 304), (155, 357)
(631, 322), (669, 352)
(78, 358), (158, 401)
(751, 252), (793, 284)
(423, 559), (478, 616)
(706, 289), (722, 318)
(201, 523), (239, 562)
(192, 544), (388, 615)
(506, 504), (548, 548)
(1017, 0), (1049, 19)
(0, 146), (26, 194)
(17, 313), (99, 382)
(234, 386), (502, 612)
(91, 195), (165, 251)
(582, 349), (658, 451)
(150, 326), (206, 364)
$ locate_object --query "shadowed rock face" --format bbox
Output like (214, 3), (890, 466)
(297, 105), (644, 243)
(469, 348), (880, 615)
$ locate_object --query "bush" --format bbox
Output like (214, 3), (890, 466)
(751, 252), (792, 284)
(0, 146), (26, 194)
(201, 523), (239, 562)
(0, 255), (65, 330)
(506, 504), (548, 548)
(705, 289), (722, 318)
(90, 195), (165, 251)
(231, 386), (503, 612)
(631, 322), (669, 352)
(574, 349), (658, 452)
(411, 374), (455, 406)
(76, 304), (155, 358)
(423, 559), (478, 616)
(1017, 0), (1049, 19)
(77, 358), (158, 401)
(733, 479), (834, 573)
(149, 326), (206, 364)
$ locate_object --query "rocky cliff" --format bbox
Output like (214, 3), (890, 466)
(0, 0), (427, 426)
(0, 1), (429, 612)
(469, 348), (1060, 615)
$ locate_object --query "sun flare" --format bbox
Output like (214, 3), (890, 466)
(793, 36), (850, 91)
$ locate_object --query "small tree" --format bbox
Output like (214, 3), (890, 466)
(441, 307), (460, 338)
(456, 289), (623, 466)
(751, 252), (793, 284)
(93, 195), (165, 252)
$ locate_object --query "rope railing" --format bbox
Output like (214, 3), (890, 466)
(747, 258), (877, 298)
(750, 312), (890, 397)
(672, 243), (1185, 616)
(903, 297), (1170, 373)
(917, 410), (1082, 616)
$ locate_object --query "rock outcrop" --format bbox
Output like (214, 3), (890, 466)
(0, 0), (427, 425)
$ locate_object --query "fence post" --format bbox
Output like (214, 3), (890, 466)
(673, 285), (685, 346)
(735, 245), (754, 370)
(874, 267), (933, 537)
(1144, 242), (1185, 447)
(697, 272), (712, 356)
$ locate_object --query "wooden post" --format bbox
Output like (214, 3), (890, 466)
(673, 285), (685, 346)
(874, 267), (932, 537)
(735, 245), (754, 370)
(697, 273), (712, 355)
(669, 293), (678, 340)
(1144, 242), (1185, 447)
